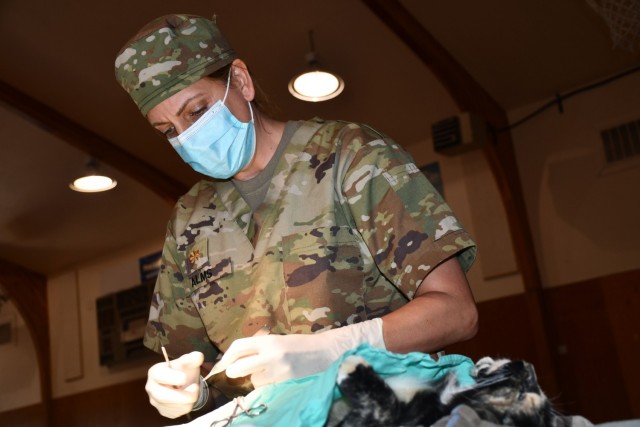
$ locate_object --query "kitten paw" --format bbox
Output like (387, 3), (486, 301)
(473, 356), (495, 374)
(473, 357), (511, 377)
(337, 355), (369, 384)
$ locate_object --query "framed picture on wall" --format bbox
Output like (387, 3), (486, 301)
(139, 250), (162, 282)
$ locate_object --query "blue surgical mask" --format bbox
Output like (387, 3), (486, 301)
(168, 74), (256, 179)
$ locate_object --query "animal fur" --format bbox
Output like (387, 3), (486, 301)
(334, 355), (566, 427)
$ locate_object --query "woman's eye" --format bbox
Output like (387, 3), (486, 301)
(163, 127), (177, 138)
(191, 106), (207, 118)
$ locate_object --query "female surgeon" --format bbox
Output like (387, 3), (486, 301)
(114, 13), (479, 419)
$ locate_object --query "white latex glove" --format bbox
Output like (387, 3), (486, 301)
(219, 318), (385, 388)
(145, 351), (204, 419)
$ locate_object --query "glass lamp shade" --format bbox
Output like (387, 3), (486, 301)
(69, 174), (117, 193)
(288, 70), (344, 102)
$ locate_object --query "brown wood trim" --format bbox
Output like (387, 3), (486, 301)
(0, 259), (52, 426)
(360, 0), (558, 394)
(0, 79), (188, 205)
(360, 0), (504, 124)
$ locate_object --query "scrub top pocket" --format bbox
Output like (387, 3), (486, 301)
(282, 226), (367, 332)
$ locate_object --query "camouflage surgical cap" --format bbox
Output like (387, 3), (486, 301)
(114, 14), (237, 116)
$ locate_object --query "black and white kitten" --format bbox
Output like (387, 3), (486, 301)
(334, 355), (565, 427)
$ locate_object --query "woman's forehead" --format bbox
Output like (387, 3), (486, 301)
(147, 78), (224, 119)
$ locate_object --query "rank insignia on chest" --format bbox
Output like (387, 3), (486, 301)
(189, 249), (202, 264)
(184, 238), (209, 272)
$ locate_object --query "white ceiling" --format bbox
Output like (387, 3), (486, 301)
(1, 0), (638, 276)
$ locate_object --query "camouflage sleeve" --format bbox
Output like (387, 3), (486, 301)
(143, 210), (220, 362)
(337, 123), (477, 299)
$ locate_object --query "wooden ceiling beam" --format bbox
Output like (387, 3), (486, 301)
(0, 259), (52, 425)
(0, 79), (188, 205)
(361, 0), (559, 394)
(361, 0), (507, 127)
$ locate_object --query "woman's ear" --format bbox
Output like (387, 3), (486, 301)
(231, 58), (255, 102)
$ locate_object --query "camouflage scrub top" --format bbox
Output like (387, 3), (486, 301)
(144, 118), (476, 384)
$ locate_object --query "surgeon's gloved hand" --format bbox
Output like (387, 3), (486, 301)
(219, 318), (385, 388)
(145, 351), (204, 419)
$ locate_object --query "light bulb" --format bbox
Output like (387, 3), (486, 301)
(70, 175), (117, 193)
(289, 70), (344, 102)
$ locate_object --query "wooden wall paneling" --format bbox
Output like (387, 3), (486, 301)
(601, 270), (640, 418)
(446, 293), (539, 361)
(360, 0), (559, 396)
(0, 379), (219, 427)
(51, 378), (168, 427)
(544, 278), (632, 423)
(0, 403), (46, 427)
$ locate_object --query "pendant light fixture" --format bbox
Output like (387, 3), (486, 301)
(69, 158), (117, 193)
(288, 31), (344, 102)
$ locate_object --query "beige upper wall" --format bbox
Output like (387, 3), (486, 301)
(405, 70), (640, 296)
(510, 72), (640, 287)
(47, 240), (164, 400)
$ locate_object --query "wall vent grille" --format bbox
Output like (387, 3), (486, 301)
(601, 119), (640, 163)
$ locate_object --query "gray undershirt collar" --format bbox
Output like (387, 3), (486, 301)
(233, 121), (302, 211)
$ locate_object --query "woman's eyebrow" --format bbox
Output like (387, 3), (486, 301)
(150, 94), (205, 127)
(175, 94), (202, 116)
